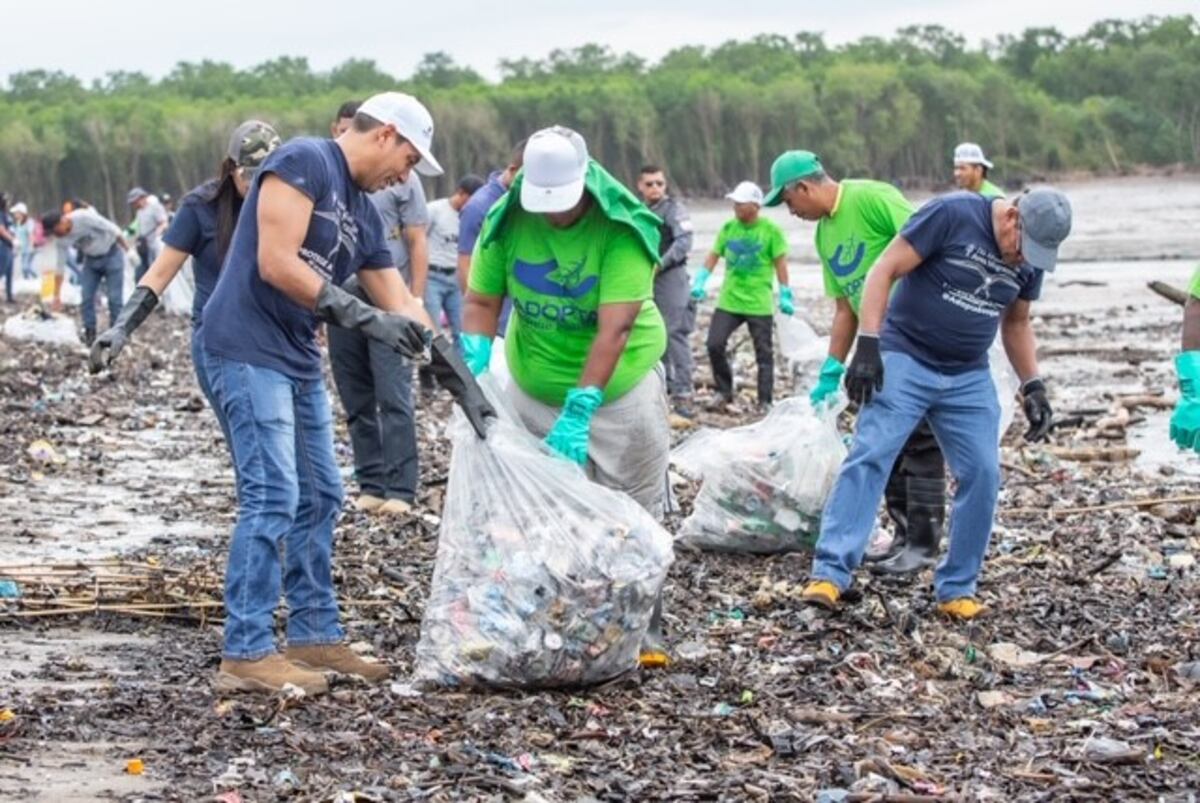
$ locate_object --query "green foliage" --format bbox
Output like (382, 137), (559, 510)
(2, 14), (1196, 218)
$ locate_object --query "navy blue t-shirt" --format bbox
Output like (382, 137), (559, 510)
(201, 138), (392, 379)
(881, 192), (1043, 374)
(162, 179), (230, 327)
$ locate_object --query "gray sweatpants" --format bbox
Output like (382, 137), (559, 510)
(509, 367), (671, 520)
(653, 267), (696, 399)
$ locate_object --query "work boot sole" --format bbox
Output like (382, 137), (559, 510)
(214, 671), (328, 696)
(287, 659), (389, 683)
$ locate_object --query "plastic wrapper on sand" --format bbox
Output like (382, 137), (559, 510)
(415, 375), (674, 689)
(672, 397), (846, 554)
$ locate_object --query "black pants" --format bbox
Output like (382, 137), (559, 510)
(885, 417), (946, 522)
(328, 324), (418, 502)
(706, 308), (774, 405)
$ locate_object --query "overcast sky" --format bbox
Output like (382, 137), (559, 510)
(5, 0), (1194, 85)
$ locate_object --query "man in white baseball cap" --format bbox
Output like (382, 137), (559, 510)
(953, 142), (1004, 199)
(198, 90), (441, 695)
(460, 124), (673, 664)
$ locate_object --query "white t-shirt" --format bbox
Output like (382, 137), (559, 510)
(426, 197), (461, 268)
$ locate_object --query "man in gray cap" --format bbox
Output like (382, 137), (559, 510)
(127, 187), (168, 281)
(801, 187), (1072, 621)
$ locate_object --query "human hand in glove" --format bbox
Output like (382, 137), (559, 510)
(691, 269), (711, 300)
(809, 356), (845, 408)
(460, 332), (493, 376)
(1171, 352), (1200, 450)
(544, 386), (603, 465)
(845, 334), (883, 406)
(1021, 378), (1053, 442)
(778, 286), (795, 316)
(89, 286), (159, 373)
(314, 280), (428, 358)
(427, 334), (496, 438)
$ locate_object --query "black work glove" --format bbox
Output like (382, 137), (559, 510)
(89, 285), (159, 373)
(845, 334), (884, 406)
(314, 280), (429, 359)
(1021, 378), (1053, 442)
(427, 334), (497, 439)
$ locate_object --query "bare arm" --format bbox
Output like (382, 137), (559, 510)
(456, 252), (471, 294)
(256, 175), (325, 309)
(774, 254), (790, 288)
(1184, 298), (1200, 351)
(857, 235), (924, 335)
(136, 245), (191, 297)
(463, 290), (504, 337)
(828, 298), (859, 362)
(703, 251), (719, 271)
(356, 267), (434, 329)
(579, 301), (642, 390)
(405, 224), (429, 298)
(1001, 299), (1040, 383)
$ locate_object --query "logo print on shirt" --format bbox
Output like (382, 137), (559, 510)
(726, 239), (764, 270)
(311, 195), (359, 273)
(829, 239), (866, 277)
(513, 258), (597, 299)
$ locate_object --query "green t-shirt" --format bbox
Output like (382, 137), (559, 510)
(711, 217), (789, 316)
(1189, 266), (1200, 299)
(978, 179), (1005, 199)
(470, 202), (666, 406)
(815, 179), (914, 315)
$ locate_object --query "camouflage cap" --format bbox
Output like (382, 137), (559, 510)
(227, 120), (281, 170)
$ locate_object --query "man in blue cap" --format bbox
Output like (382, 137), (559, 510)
(800, 187), (1072, 620)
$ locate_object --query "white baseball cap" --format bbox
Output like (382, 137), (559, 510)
(953, 142), (994, 169)
(357, 92), (444, 177)
(11, 202), (27, 216)
(725, 181), (764, 205)
(520, 126), (589, 214)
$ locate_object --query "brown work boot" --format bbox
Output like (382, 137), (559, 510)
(285, 643), (391, 682)
(215, 654), (328, 696)
(354, 494), (386, 512)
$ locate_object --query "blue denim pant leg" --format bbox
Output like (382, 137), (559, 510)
(812, 352), (933, 590)
(424, 269), (463, 349)
(283, 376), (346, 647)
(208, 355), (300, 660)
(80, 246), (125, 330)
(0, 247), (13, 302)
(191, 331), (233, 447)
(926, 366), (1001, 601)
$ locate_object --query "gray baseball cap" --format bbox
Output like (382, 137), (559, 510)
(126, 187), (149, 205)
(1019, 188), (1072, 272)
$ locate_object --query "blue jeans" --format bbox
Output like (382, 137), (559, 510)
(328, 325), (418, 501)
(20, 249), (37, 279)
(79, 245), (125, 331)
(813, 351), (1001, 601)
(0, 246), (12, 302)
(424, 267), (463, 348)
(190, 331), (232, 447)
(206, 354), (346, 660)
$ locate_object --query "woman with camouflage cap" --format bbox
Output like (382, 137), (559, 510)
(88, 120), (282, 442)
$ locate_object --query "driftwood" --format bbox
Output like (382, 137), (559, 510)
(1147, 280), (1188, 307)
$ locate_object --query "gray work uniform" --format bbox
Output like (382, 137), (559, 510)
(649, 196), (695, 398)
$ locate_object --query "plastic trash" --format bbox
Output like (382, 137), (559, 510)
(27, 439), (66, 465)
(0, 580), (21, 599)
(158, 259), (196, 317)
(672, 398), (847, 554)
(775, 314), (828, 384)
(414, 375), (674, 689)
(2, 311), (79, 346)
(990, 335), (1020, 442)
(125, 758), (145, 775)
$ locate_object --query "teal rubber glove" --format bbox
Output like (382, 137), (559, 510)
(779, 286), (795, 316)
(691, 269), (711, 300)
(544, 386), (603, 465)
(809, 356), (846, 408)
(460, 333), (493, 377)
(1170, 351), (1200, 450)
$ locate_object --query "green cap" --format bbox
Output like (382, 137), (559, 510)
(763, 150), (823, 207)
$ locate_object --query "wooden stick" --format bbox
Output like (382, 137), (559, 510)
(1148, 280), (1188, 307)
(1004, 494), (1200, 518)
(1046, 445), (1140, 462)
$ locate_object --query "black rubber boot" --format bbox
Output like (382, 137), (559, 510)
(870, 476), (945, 576)
(83, 328), (96, 346)
(864, 465), (909, 563)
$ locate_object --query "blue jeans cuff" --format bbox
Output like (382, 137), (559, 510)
(222, 645), (278, 661)
(285, 634), (345, 648)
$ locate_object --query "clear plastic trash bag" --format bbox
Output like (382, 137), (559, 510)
(989, 336), (1020, 442)
(415, 375), (674, 689)
(672, 397), (847, 554)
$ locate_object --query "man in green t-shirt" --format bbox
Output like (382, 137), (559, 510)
(953, 143), (1004, 199)
(693, 181), (792, 410)
(1170, 266), (1200, 452)
(764, 150), (947, 576)
(462, 126), (669, 517)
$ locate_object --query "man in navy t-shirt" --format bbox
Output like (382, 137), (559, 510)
(201, 92), (443, 695)
(457, 138), (524, 334)
(802, 188), (1072, 620)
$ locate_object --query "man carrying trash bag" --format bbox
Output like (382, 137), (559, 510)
(461, 125), (672, 665)
(801, 188), (1071, 620)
